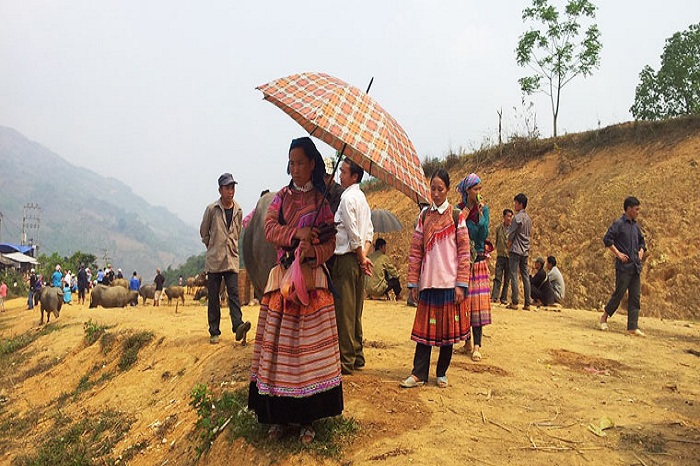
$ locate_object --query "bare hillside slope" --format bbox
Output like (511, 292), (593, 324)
(366, 116), (700, 320)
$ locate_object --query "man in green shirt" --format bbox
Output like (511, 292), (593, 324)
(366, 238), (402, 300)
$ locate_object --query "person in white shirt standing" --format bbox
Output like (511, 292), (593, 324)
(331, 157), (374, 375)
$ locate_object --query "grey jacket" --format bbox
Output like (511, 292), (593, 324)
(506, 209), (532, 256)
(200, 198), (242, 274)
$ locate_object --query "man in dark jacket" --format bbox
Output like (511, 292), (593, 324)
(598, 196), (647, 336)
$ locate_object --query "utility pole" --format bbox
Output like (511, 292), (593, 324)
(101, 248), (111, 269)
(0, 211), (3, 243)
(22, 203), (41, 252)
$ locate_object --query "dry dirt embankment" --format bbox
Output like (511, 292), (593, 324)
(372, 116), (700, 321)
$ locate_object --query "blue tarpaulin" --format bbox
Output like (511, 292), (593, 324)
(0, 243), (34, 255)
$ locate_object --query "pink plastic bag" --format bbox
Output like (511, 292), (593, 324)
(280, 248), (310, 306)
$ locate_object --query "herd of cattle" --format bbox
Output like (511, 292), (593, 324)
(36, 192), (281, 325)
(35, 274), (209, 325)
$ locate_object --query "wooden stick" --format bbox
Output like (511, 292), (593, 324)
(489, 419), (512, 433)
(481, 409), (487, 424)
(633, 452), (649, 466)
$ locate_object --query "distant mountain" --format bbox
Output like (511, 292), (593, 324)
(0, 125), (202, 275)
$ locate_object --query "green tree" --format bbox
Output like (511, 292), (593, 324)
(515, 0), (602, 137)
(630, 23), (700, 120)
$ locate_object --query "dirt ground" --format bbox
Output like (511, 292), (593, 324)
(1, 295), (699, 465)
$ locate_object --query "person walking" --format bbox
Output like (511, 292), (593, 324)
(248, 137), (343, 444)
(400, 169), (471, 389)
(598, 196), (647, 336)
(331, 157), (374, 375)
(27, 268), (37, 310)
(129, 272), (141, 306)
(51, 265), (63, 288)
(200, 172), (250, 344)
(0, 280), (7, 312)
(491, 209), (513, 304)
(506, 193), (532, 310)
(456, 173), (491, 361)
(77, 265), (89, 305)
(153, 269), (165, 307)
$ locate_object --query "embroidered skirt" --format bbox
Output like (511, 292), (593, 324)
(410, 288), (470, 346)
(248, 288), (343, 424)
(468, 258), (492, 326)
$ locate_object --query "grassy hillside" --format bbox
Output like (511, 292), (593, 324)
(366, 116), (700, 320)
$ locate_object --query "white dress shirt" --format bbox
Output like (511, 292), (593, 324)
(334, 183), (374, 255)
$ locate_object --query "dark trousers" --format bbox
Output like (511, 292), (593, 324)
(509, 253), (531, 306)
(386, 276), (402, 299)
(207, 271), (242, 337)
(411, 343), (453, 382)
(491, 255), (510, 302)
(604, 270), (641, 330)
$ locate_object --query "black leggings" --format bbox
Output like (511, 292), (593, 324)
(472, 326), (483, 346)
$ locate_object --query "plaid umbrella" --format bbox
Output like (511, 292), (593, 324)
(257, 72), (430, 205)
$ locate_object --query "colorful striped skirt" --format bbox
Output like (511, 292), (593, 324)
(248, 288), (343, 425)
(468, 258), (492, 327)
(410, 288), (470, 346)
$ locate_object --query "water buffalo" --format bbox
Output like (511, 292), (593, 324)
(193, 287), (208, 301)
(111, 278), (129, 289)
(164, 285), (185, 305)
(139, 284), (156, 305)
(241, 192), (278, 300)
(90, 285), (138, 308)
(36, 287), (63, 324)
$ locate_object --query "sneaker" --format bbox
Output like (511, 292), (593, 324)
(436, 376), (448, 388)
(235, 321), (251, 341)
(209, 335), (220, 344)
(506, 303), (519, 310)
(629, 329), (645, 336)
(596, 322), (609, 331)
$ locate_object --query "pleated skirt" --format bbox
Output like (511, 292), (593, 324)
(468, 258), (492, 327)
(248, 289), (343, 425)
(410, 288), (471, 346)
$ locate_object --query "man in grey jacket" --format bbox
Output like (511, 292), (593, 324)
(506, 193), (532, 310)
(200, 172), (251, 344)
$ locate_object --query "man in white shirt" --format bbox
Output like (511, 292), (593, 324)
(546, 255), (566, 304)
(331, 158), (374, 375)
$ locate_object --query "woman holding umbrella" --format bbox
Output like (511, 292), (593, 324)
(248, 137), (342, 444)
(456, 173), (491, 361)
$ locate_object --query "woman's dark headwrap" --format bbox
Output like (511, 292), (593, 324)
(288, 137), (327, 194)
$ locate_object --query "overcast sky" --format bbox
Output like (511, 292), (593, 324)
(1, 1), (698, 227)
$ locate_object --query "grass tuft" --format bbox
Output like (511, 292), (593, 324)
(118, 331), (153, 371)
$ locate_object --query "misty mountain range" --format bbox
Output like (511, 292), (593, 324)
(0, 125), (202, 275)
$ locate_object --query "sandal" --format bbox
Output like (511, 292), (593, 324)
(299, 425), (315, 444)
(400, 375), (425, 388)
(436, 376), (448, 388)
(596, 321), (609, 331)
(471, 349), (482, 362)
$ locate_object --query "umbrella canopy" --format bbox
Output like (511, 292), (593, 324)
(371, 209), (403, 233)
(257, 72), (430, 205)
